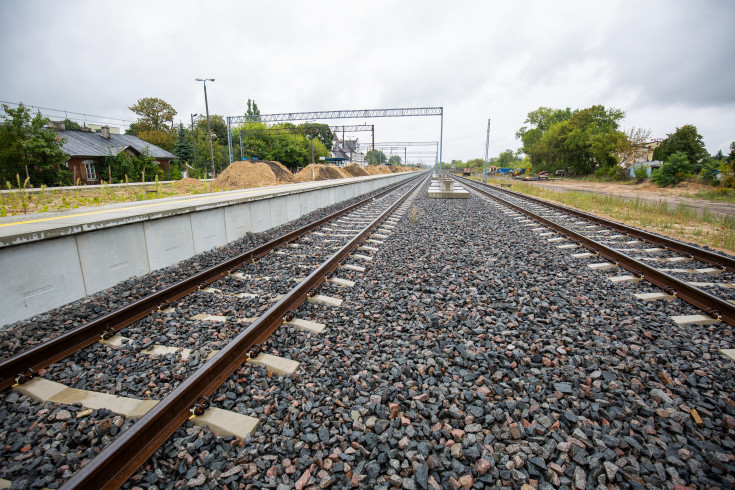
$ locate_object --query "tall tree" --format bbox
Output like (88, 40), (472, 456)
(652, 124), (708, 164)
(0, 103), (70, 186)
(298, 123), (333, 151)
(128, 97), (177, 152)
(129, 97), (177, 130)
(172, 122), (193, 163)
(617, 127), (653, 167)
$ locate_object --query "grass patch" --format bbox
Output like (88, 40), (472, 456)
(686, 187), (735, 203)
(485, 177), (735, 254)
(0, 180), (228, 216)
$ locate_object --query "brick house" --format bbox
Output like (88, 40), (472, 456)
(52, 124), (177, 184)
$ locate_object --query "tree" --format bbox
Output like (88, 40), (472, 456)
(63, 119), (82, 131)
(365, 149), (387, 165)
(651, 151), (692, 187)
(298, 123), (333, 151)
(0, 103), (70, 186)
(652, 124), (707, 165)
(246, 99), (260, 117)
(129, 97), (177, 152)
(388, 155), (402, 165)
(498, 149), (516, 167)
(129, 97), (176, 131)
(172, 122), (193, 163)
(617, 127), (652, 167)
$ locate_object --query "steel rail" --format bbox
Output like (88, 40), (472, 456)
(0, 175), (423, 391)
(60, 173), (428, 489)
(458, 176), (735, 328)
(456, 175), (735, 273)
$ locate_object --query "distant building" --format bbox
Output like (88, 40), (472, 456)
(48, 122), (177, 184)
(332, 137), (365, 166)
(86, 124), (121, 134)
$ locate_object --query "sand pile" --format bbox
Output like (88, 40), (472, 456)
(294, 164), (350, 182)
(342, 164), (371, 177)
(213, 160), (294, 188)
(174, 177), (203, 188)
(374, 165), (393, 174)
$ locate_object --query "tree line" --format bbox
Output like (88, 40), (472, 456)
(450, 104), (734, 188)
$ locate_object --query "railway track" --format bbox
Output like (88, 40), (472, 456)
(2, 173), (733, 489)
(456, 175), (735, 328)
(1, 174), (427, 488)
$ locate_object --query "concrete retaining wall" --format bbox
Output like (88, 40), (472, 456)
(0, 172), (417, 327)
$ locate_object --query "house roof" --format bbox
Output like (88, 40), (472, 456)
(55, 130), (178, 160)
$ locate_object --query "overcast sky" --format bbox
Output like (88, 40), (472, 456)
(1, 1), (733, 163)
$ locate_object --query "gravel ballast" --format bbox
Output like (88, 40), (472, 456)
(2, 175), (735, 488)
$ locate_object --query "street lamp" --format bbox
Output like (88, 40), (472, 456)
(190, 113), (198, 172)
(195, 78), (215, 178)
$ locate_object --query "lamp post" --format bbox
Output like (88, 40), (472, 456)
(195, 78), (215, 178)
(483, 118), (491, 183)
(190, 113), (198, 172)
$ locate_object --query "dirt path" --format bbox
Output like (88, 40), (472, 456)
(521, 179), (735, 218)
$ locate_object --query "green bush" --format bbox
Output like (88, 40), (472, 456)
(651, 151), (692, 187)
(633, 165), (648, 183)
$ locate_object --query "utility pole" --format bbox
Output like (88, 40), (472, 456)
(372, 125), (375, 165)
(483, 118), (491, 183)
(195, 78), (215, 178)
(190, 114), (198, 171)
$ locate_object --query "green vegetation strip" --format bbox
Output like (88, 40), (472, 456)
(486, 178), (735, 254)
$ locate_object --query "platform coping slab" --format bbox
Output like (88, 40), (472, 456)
(671, 314), (720, 326)
(610, 275), (643, 283)
(248, 353), (300, 376)
(329, 277), (356, 287)
(308, 294), (343, 307)
(588, 262), (618, 271)
(634, 292), (676, 301)
(288, 318), (326, 334)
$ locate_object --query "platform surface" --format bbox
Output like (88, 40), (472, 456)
(0, 174), (403, 248)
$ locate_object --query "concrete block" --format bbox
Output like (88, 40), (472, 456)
(588, 262), (618, 271)
(671, 314), (719, 325)
(224, 202), (253, 241)
(285, 194), (301, 222)
(190, 208), (228, 254)
(144, 214), (195, 270)
(289, 318), (326, 333)
(308, 294), (343, 307)
(270, 196), (288, 228)
(76, 222), (149, 295)
(0, 236), (86, 326)
(249, 199), (272, 233)
(634, 292), (675, 301)
(248, 353), (300, 375)
(192, 406), (258, 439)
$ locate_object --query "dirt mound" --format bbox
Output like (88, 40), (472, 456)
(294, 164), (350, 182)
(374, 165), (393, 174)
(174, 177), (203, 188)
(362, 166), (380, 175)
(342, 164), (371, 177)
(213, 160), (294, 189)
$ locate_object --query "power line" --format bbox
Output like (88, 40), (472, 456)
(0, 100), (135, 125)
